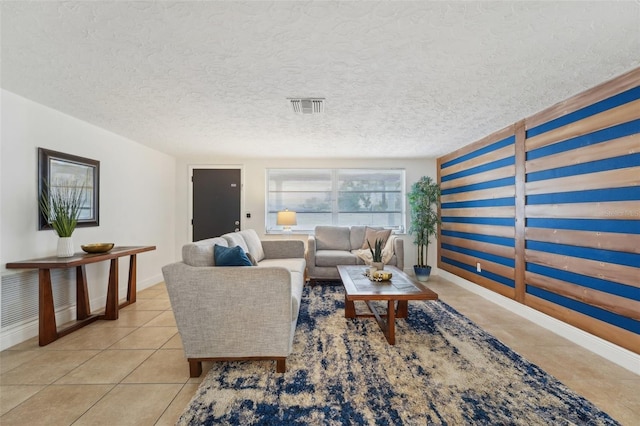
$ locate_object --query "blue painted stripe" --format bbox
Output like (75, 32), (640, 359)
(527, 154), (640, 182)
(441, 243), (515, 267)
(441, 257), (515, 288)
(442, 156), (515, 182)
(527, 119), (640, 161)
(527, 240), (640, 268)
(527, 187), (640, 205)
(526, 218), (640, 234)
(441, 197), (515, 209)
(441, 230), (514, 247)
(441, 177), (515, 195)
(526, 263), (639, 300)
(442, 217), (515, 227)
(441, 135), (515, 169)
(527, 86), (640, 138)
(527, 286), (639, 334)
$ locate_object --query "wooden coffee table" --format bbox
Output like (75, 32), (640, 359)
(337, 265), (438, 345)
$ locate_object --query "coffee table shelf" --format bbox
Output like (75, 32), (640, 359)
(338, 265), (438, 344)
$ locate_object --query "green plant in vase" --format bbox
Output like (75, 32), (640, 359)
(39, 179), (86, 257)
(407, 176), (441, 281)
(367, 238), (384, 270)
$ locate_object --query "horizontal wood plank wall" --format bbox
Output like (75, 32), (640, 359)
(523, 68), (640, 354)
(437, 67), (640, 354)
(438, 125), (517, 299)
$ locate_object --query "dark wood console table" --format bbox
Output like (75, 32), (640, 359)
(6, 245), (156, 346)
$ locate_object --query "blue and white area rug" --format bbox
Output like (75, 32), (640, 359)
(178, 284), (619, 425)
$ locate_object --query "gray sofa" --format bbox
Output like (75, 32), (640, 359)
(306, 226), (404, 282)
(161, 229), (305, 376)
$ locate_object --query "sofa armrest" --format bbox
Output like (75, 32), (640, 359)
(306, 235), (317, 265)
(262, 240), (305, 259)
(393, 237), (404, 271)
(162, 262), (294, 358)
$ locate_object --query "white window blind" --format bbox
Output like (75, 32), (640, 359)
(266, 168), (405, 233)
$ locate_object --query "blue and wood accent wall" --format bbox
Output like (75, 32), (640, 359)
(437, 67), (640, 354)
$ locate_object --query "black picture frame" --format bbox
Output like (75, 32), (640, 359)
(38, 148), (100, 230)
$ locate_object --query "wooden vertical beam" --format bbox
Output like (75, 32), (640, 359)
(38, 269), (58, 346)
(76, 265), (91, 320)
(127, 254), (137, 304)
(514, 120), (527, 303)
(104, 258), (119, 320)
(436, 157), (443, 271)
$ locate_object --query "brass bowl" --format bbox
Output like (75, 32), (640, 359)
(81, 243), (114, 254)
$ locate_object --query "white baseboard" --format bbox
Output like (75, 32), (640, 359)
(0, 276), (164, 351)
(438, 269), (640, 375)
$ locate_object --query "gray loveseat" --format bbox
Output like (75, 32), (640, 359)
(306, 226), (404, 282)
(161, 229), (305, 376)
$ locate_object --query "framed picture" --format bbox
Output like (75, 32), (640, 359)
(38, 148), (100, 230)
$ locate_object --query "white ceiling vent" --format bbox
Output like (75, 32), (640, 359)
(289, 98), (324, 114)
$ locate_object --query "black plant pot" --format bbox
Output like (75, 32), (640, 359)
(413, 265), (432, 282)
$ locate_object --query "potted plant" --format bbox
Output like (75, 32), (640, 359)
(367, 238), (385, 271)
(407, 176), (441, 281)
(39, 180), (85, 257)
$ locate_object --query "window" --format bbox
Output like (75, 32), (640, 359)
(266, 168), (405, 233)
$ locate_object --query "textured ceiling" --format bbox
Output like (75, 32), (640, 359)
(2, 1), (639, 159)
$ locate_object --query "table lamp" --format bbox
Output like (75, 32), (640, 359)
(276, 209), (297, 233)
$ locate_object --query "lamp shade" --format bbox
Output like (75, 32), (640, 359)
(276, 209), (297, 226)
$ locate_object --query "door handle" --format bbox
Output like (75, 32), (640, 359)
(235, 220), (240, 225)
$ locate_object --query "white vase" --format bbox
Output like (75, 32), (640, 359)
(57, 237), (74, 257)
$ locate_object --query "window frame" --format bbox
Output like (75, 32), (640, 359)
(266, 168), (406, 234)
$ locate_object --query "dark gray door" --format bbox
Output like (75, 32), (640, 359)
(192, 168), (241, 241)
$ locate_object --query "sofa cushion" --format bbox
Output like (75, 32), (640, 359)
(222, 232), (250, 253)
(183, 237), (228, 267)
(315, 226), (351, 251)
(259, 258), (306, 274)
(361, 227), (392, 250)
(246, 252), (259, 266)
(238, 229), (265, 262)
(214, 244), (253, 266)
(349, 226), (368, 250)
(316, 250), (358, 266)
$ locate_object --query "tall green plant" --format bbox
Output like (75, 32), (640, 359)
(407, 176), (441, 268)
(39, 180), (86, 237)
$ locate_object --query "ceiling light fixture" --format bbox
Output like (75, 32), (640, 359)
(288, 98), (324, 114)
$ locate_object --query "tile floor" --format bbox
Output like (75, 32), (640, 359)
(1, 276), (638, 425)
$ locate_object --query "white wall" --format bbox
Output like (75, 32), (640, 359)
(174, 157), (438, 272)
(1, 90), (176, 349)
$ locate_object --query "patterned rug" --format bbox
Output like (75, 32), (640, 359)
(178, 284), (619, 425)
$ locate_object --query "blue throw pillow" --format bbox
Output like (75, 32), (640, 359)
(214, 244), (253, 266)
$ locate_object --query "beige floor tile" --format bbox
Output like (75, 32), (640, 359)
(562, 378), (640, 425)
(1, 350), (99, 385)
(43, 326), (136, 350)
(154, 383), (199, 425)
(123, 349), (190, 384)
(0, 350), (42, 374)
(0, 384), (44, 415)
(73, 383), (183, 426)
(121, 298), (172, 311)
(483, 321), (575, 348)
(0, 384), (113, 426)
(144, 311), (177, 327)
(109, 327), (177, 350)
(161, 332), (184, 349)
(3, 337), (41, 352)
(137, 287), (167, 299)
(91, 309), (164, 328)
(55, 349), (154, 384)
